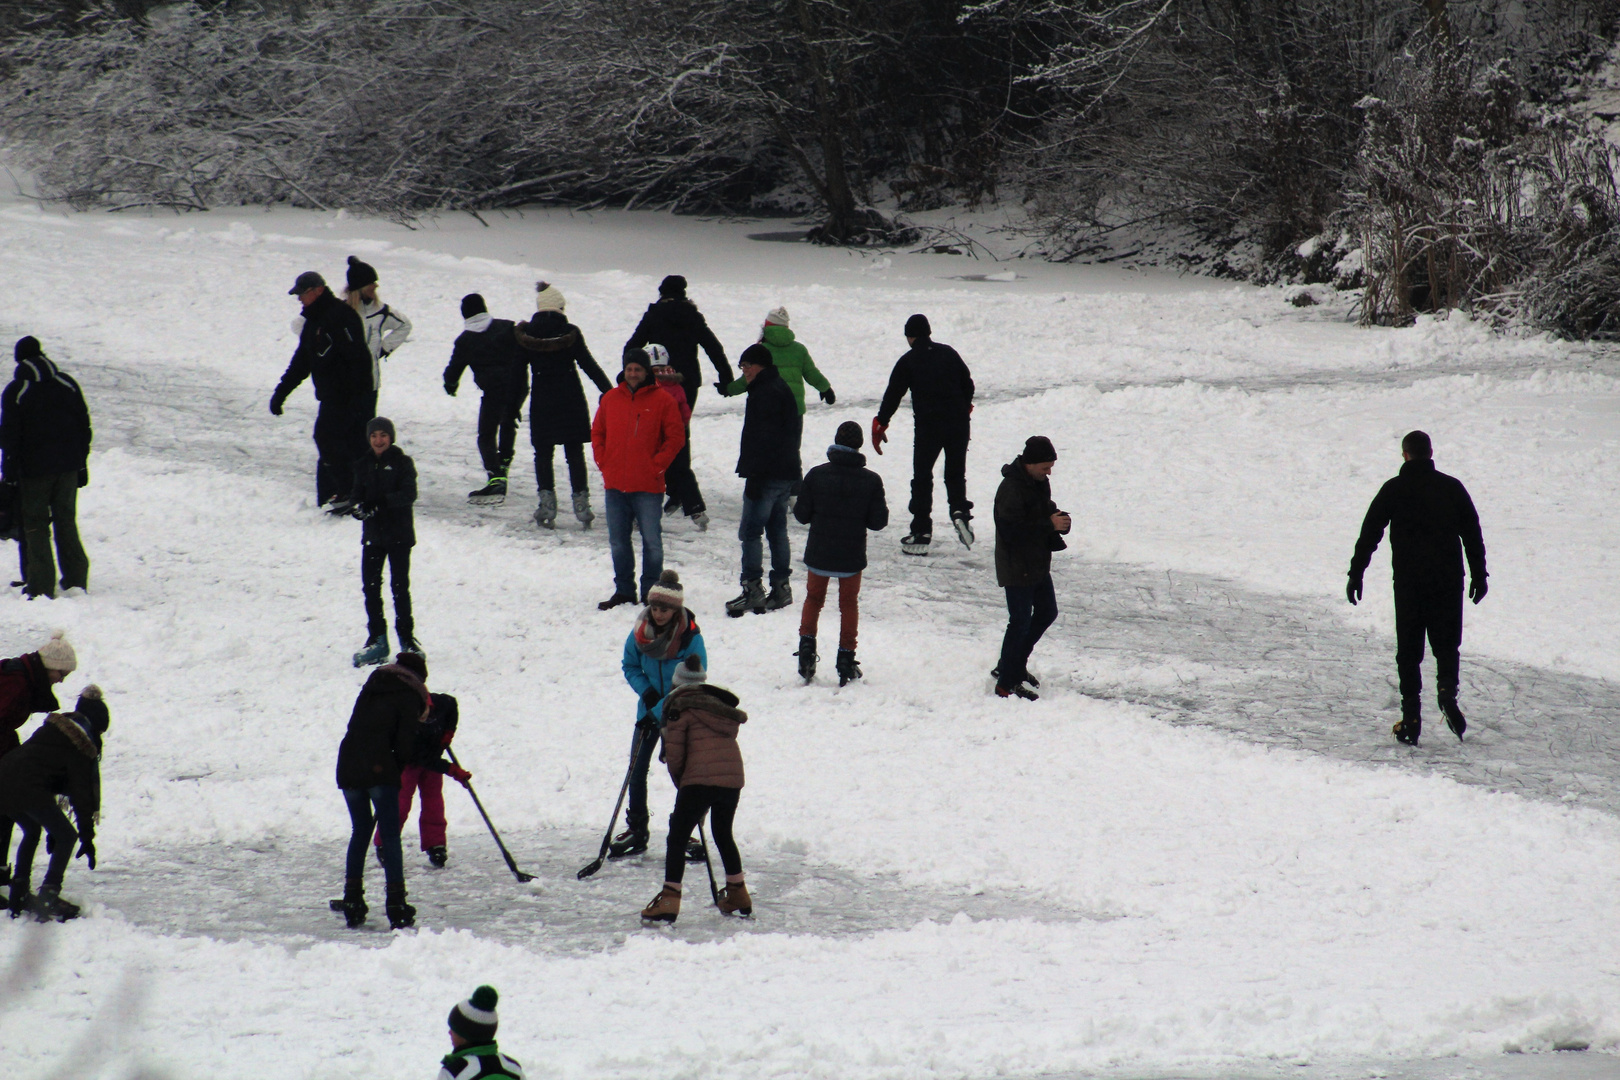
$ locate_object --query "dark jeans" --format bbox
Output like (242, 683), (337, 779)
(362, 540), (413, 641)
(19, 471), (88, 597)
(997, 575), (1058, 689)
(663, 425), (705, 515)
(625, 724), (662, 834)
(605, 489), (664, 600)
(910, 424), (972, 536)
(534, 442), (589, 494)
(9, 798), (76, 893)
(343, 785), (403, 885)
(739, 478), (794, 586)
(1394, 580), (1464, 706)
(477, 390), (526, 477)
(664, 784), (741, 884)
(314, 398), (372, 505)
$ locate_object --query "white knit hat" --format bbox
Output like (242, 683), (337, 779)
(764, 306), (789, 328)
(534, 281), (566, 313)
(38, 631), (76, 673)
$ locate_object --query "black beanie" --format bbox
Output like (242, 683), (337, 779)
(346, 255), (378, 291)
(75, 685), (109, 734)
(367, 416), (396, 440)
(1022, 435), (1057, 464)
(623, 347), (651, 372)
(835, 420), (863, 449)
(904, 313), (931, 339)
(739, 343), (774, 369)
(461, 293), (487, 318)
(14, 336), (41, 362)
(448, 985), (499, 1043)
(394, 651), (427, 681)
(659, 274), (687, 298)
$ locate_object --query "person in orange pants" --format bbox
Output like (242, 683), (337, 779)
(792, 421), (888, 685)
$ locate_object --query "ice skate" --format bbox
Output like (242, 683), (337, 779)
(572, 490), (595, 529)
(607, 828), (649, 859)
(835, 648), (862, 687)
(717, 882), (752, 917)
(1439, 696), (1467, 740)
(31, 884), (80, 922)
(725, 580), (766, 618)
(796, 635), (818, 682)
(640, 885), (681, 923)
(352, 634), (388, 668)
(533, 489), (558, 529)
(762, 581), (793, 611)
(996, 683), (1038, 701)
(951, 510), (974, 549)
(340, 877), (367, 928)
(468, 476), (507, 506)
(385, 882), (416, 929)
(901, 532), (931, 556)
(427, 845), (448, 868)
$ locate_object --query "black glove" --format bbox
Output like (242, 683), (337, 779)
(77, 468), (89, 488)
(77, 837), (96, 869)
(820, 387), (836, 405)
(444, 381), (458, 397)
(1469, 577), (1488, 604)
(351, 501), (378, 521)
(713, 381), (728, 396)
(1346, 575), (1363, 606)
(269, 393), (286, 416)
(641, 687), (661, 712)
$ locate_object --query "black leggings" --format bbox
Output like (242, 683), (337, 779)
(664, 785), (741, 884)
(534, 442), (588, 494)
(9, 798), (77, 893)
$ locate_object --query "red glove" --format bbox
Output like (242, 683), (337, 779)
(447, 765), (472, 786)
(440, 730), (454, 749)
(871, 418), (888, 455)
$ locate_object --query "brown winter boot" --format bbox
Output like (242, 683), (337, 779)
(640, 885), (681, 923)
(718, 881), (752, 917)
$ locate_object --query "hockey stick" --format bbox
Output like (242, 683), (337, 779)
(447, 748), (535, 883)
(577, 725), (648, 880)
(697, 818), (720, 907)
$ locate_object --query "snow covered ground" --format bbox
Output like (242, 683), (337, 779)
(1, 198), (1618, 1080)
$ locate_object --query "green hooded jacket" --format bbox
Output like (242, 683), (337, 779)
(724, 324), (830, 414)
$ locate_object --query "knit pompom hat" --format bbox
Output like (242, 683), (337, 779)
(672, 653), (706, 686)
(75, 684), (108, 734)
(646, 569), (684, 609)
(448, 985), (499, 1043)
(346, 255), (379, 291)
(764, 306), (790, 328)
(534, 281), (566, 313)
(38, 631), (76, 674)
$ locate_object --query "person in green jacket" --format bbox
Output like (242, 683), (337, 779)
(721, 307), (835, 415)
(439, 986), (524, 1080)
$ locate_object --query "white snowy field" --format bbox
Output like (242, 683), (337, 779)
(1, 198), (1619, 1080)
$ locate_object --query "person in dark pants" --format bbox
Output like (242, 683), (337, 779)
(793, 420), (888, 685)
(444, 293), (529, 507)
(0, 685), (108, 922)
(1347, 430), (1488, 746)
(611, 570), (706, 859)
(270, 271), (376, 511)
(516, 282), (613, 530)
(993, 436), (1071, 701)
(650, 346), (707, 527)
(349, 417), (421, 666)
(872, 314), (975, 555)
(336, 651), (429, 930)
(640, 654), (750, 923)
(0, 632), (73, 899)
(725, 345), (802, 617)
(623, 275), (734, 412)
(1, 336), (92, 599)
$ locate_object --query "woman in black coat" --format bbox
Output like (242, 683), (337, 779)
(515, 283), (612, 529)
(335, 653), (429, 930)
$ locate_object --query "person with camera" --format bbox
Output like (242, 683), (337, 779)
(992, 436), (1071, 700)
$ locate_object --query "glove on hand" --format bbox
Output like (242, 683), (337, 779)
(76, 837), (96, 869)
(444, 382), (457, 397)
(269, 393), (286, 416)
(641, 687), (662, 711)
(351, 502), (378, 521)
(77, 468), (89, 488)
(447, 765), (472, 786)
(871, 418), (888, 455)
(713, 381), (730, 396)
(1346, 575), (1363, 606)
(820, 387), (836, 405)
(1469, 577), (1488, 604)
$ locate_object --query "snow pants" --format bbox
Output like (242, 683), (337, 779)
(1394, 579), (1464, 707)
(909, 424), (972, 536)
(19, 471), (88, 598)
(373, 765), (445, 851)
(8, 797), (76, 894)
(800, 571), (862, 651)
(477, 390), (526, 478)
(997, 575), (1058, 689)
(343, 785), (403, 886)
(664, 784), (741, 885)
(313, 396), (373, 506)
(626, 723), (662, 835)
(534, 442), (589, 495)
(362, 539), (413, 643)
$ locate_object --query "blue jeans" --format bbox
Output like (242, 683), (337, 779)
(738, 479), (794, 585)
(997, 575), (1058, 688)
(625, 723), (662, 834)
(604, 489), (664, 600)
(344, 785), (403, 885)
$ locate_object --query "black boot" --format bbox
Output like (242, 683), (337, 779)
(796, 635), (818, 682)
(427, 845), (448, 868)
(32, 883), (80, 922)
(725, 581), (766, 618)
(1438, 693), (1467, 740)
(385, 881), (416, 930)
(341, 876), (368, 928)
(835, 649), (862, 687)
(7, 872), (28, 919)
(1393, 701), (1422, 746)
(608, 827), (649, 858)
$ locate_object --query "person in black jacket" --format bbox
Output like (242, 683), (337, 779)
(515, 283), (613, 530)
(336, 652), (429, 930)
(348, 417), (421, 666)
(792, 421), (888, 685)
(623, 275), (734, 411)
(0, 632), (74, 899)
(993, 437), (1071, 700)
(1347, 430), (1488, 746)
(269, 271), (376, 511)
(444, 294), (529, 508)
(725, 345), (802, 617)
(872, 314), (976, 555)
(0, 685), (108, 922)
(1, 336), (92, 599)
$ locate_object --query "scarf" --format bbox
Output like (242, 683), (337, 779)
(633, 607), (691, 660)
(464, 312), (493, 333)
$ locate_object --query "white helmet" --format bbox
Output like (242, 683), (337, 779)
(646, 343), (672, 368)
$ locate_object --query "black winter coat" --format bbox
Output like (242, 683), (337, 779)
(516, 312), (613, 445)
(876, 338), (974, 431)
(624, 299), (735, 397)
(994, 457), (1065, 587)
(794, 446), (888, 574)
(407, 693), (459, 772)
(1349, 458), (1487, 588)
(444, 318), (529, 400)
(335, 665), (428, 789)
(273, 291), (373, 405)
(0, 712), (101, 837)
(735, 366), (801, 482)
(0, 354), (92, 481)
(350, 444), (417, 547)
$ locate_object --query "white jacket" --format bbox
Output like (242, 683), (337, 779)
(291, 299), (411, 391)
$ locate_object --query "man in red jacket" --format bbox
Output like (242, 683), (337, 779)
(591, 349), (685, 609)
